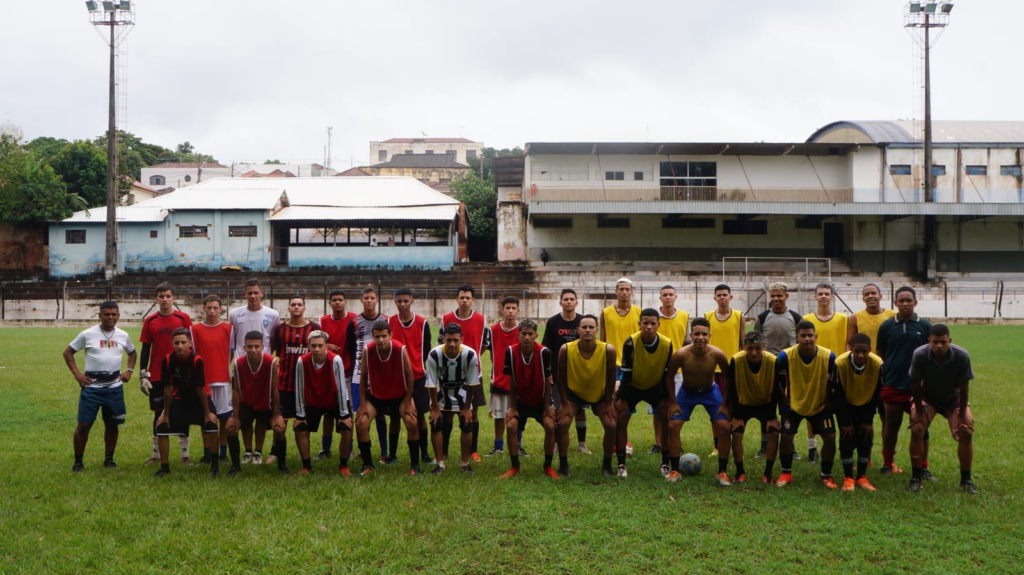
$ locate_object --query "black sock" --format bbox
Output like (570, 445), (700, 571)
(736, 461), (745, 476)
(961, 469), (971, 482)
(821, 460), (834, 477)
(842, 459), (854, 479)
(203, 446), (211, 458)
(442, 424), (452, 458)
(408, 440), (420, 467)
(760, 439), (768, 451)
(765, 459), (776, 477)
(670, 456), (679, 472)
(389, 433), (400, 460)
(219, 445), (227, 458)
(617, 452), (627, 466)
(559, 455), (569, 470)
(210, 453), (219, 472)
(471, 421), (480, 454)
(75, 455), (83, 464)
(376, 417), (388, 457)
(358, 441), (373, 468)
(321, 434), (333, 453)
(718, 458), (728, 474)
(276, 439), (287, 469)
(912, 467), (923, 480)
(781, 452), (793, 472)
(544, 455), (553, 469)
(712, 437), (718, 450)
(419, 432), (429, 458)
(662, 452), (669, 467)
(104, 450), (114, 462)
(602, 456), (612, 470)
(160, 463), (170, 472)
(228, 436), (241, 467)
(269, 441), (277, 458)
(511, 455), (520, 469)
(576, 420), (587, 443)
(857, 458), (868, 478)
(301, 457), (312, 470)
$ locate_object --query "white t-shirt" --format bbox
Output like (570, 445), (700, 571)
(228, 305), (280, 359)
(69, 325), (135, 387)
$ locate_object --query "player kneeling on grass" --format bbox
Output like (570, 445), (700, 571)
(776, 321), (839, 489)
(356, 321), (422, 476)
(908, 324), (977, 495)
(154, 329), (220, 478)
(426, 324), (480, 474)
(501, 319), (559, 479)
(722, 331), (780, 485)
(226, 331), (286, 477)
(833, 334), (882, 492)
(294, 330), (352, 475)
(63, 301), (137, 472)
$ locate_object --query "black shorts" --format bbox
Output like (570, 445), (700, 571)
(838, 403), (876, 428)
(149, 381), (166, 412)
(239, 403), (271, 428)
(925, 394), (960, 418)
(732, 403), (778, 434)
(616, 381), (667, 413)
(412, 378), (429, 415)
(514, 401), (548, 424)
(279, 390), (297, 419)
(565, 388), (599, 409)
(781, 408), (835, 436)
(368, 395), (404, 417)
(471, 384), (486, 409)
(156, 396), (218, 436)
(302, 405), (349, 433)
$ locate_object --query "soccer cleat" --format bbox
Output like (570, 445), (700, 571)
(659, 464), (670, 478)
(219, 454), (230, 464)
(821, 476), (839, 489)
(648, 445), (662, 455)
(666, 470), (682, 483)
(485, 449), (504, 457)
(198, 454), (212, 465)
(360, 466), (374, 477)
(242, 452), (253, 465)
(755, 448), (766, 459)
(577, 444), (593, 455)
(460, 465), (474, 475)
(602, 467), (614, 477)
(470, 452), (482, 463)
(103, 460), (117, 469)
(544, 466), (560, 480)
(297, 467), (312, 475)
(856, 477), (877, 491)
(519, 446), (530, 457)
(153, 468), (170, 478)
(339, 467), (352, 477)
(251, 452), (263, 466)
(880, 464), (902, 475)
(625, 442), (633, 457)
(278, 466), (290, 476)
(144, 456), (159, 466)
(842, 477), (856, 491)
(431, 465), (446, 475)
(734, 473), (747, 484)
(385, 457), (398, 466)
(617, 464), (628, 479)
(209, 468), (219, 478)
(379, 455), (389, 465)
(761, 475), (775, 485)
(716, 472), (732, 487)
(907, 478), (923, 492)
(922, 468), (938, 482)
(315, 450), (332, 461)
(72, 462), (84, 472)
(776, 472), (794, 487)
(709, 448), (719, 459)
(500, 468), (521, 479)
(959, 480), (977, 495)
(181, 456), (192, 466)
(409, 466), (422, 476)
(558, 466), (571, 478)
(266, 454), (278, 466)
(226, 466), (240, 477)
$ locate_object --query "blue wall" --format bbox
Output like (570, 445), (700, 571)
(288, 245), (455, 270)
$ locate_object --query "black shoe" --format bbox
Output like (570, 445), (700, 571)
(519, 446), (530, 457)
(647, 445), (662, 455)
(460, 465), (474, 474)
(808, 448), (818, 464)
(72, 462), (84, 472)
(409, 466), (422, 476)
(755, 448), (766, 459)
(209, 468), (219, 478)
(907, 478), (923, 492)
(226, 466), (240, 477)
(154, 468), (170, 478)
(602, 467), (614, 477)
(959, 480), (977, 495)
(278, 466), (290, 475)
(922, 468), (939, 482)
(219, 454), (230, 464)
(431, 465), (446, 475)
(103, 460), (117, 469)
(558, 466), (571, 478)
(385, 456), (398, 466)
(198, 454), (212, 465)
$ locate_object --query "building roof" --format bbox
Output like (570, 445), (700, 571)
(145, 162), (230, 169)
(526, 142), (863, 156)
(335, 167), (372, 177)
(270, 205), (459, 222)
(63, 206), (169, 223)
(241, 169), (296, 178)
(374, 154), (471, 169)
(380, 137), (478, 144)
(807, 120), (1024, 145)
(131, 180), (158, 193)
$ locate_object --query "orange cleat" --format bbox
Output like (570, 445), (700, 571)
(297, 467), (312, 475)
(543, 466), (560, 480)
(856, 476), (877, 491)
(500, 468), (521, 479)
(470, 452), (482, 463)
(666, 470), (682, 483)
(842, 477), (856, 491)
(715, 472), (732, 487)
(761, 475), (775, 485)
(776, 472), (794, 487)
(734, 473), (747, 484)
(338, 467), (351, 477)
(822, 476), (839, 489)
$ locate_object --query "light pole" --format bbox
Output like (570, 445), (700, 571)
(85, 1), (135, 280)
(905, 1), (952, 279)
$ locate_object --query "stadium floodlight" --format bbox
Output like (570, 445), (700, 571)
(102, 1), (115, 11)
(909, 2), (922, 13)
(85, 1), (98, 11)
(119, 0), (131, 9)
(941, 2), (954, 14)
(924, 2), (938, 13)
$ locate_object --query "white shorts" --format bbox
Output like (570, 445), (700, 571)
(210, 384), (233, 417)
(489, 393), (510, 419)
(645, 374), (682, 414)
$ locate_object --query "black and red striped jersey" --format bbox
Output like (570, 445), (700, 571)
(270, 321), (320, 392)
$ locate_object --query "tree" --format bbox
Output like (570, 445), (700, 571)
(175, 141), (195, 155)
(0, 134), (83, 223)
(466, 146), (524, 180)
(49, 140), (109, 207)
(25, 136), (69, 163)
(264, 159), (283, 164)
(450, 170), (497, 262)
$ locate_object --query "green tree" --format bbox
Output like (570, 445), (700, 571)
(0, 134), (83, 223)
(25, 136), (69, 163)
(265, 159), (283, 164)
(49, 140), (109, 207)
(466, 146), (524, 180)
(450, 170), (497, 261)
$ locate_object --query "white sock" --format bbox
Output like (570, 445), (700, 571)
(808, 438), (818, 450)
(438, 461), (446, 469)
(179, 436), (190, 456)
(151, 435), (159, 456)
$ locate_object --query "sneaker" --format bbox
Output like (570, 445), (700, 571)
(821, 476), (838, 489)
(666, 470), (682, 483)
(180, 456), (192, 466)
(379, 455), (389, 465)
(842, 477), (856, 491)
(959, 480), (977, 495)
(266, 454), (278, 466)
(145, 456), (159, 466)
(734, 473), (747, 484)
(296, 467), (312, 475)
(648, 445), (662, 455)
(808, 448), (819, 464)
(716, 472), (732, 487)
(154, 468), (170, 478)
(470, 452), (482, 463)
(755, 448), (766, 459)
(226, 466), (240, 478)
(209, 468), (220, 478)
(709, 448), (719, 459)
(103, 460), (117, 469)
(617, 464), (628, 479)
(577, 444), (593, 455)
(460, 465), (474, 475)
(431, 465), (446, 475)
(558, 466), (571, 478)
(72, 462), (84, 472)
(776, 472), (794, 487)
(922, 468), (938, 482)
(856, 477), (877, 491)
(500, 468), (521, 479)
(625, 442), (633, 457)
(315, 450), (332, 461)
(544, 467), (560, 480)
(251, 452), (263, 466)
(242, 452), (253, 465)
(385, 456), (398, 466)
(659, 464), (670, 478)
(485, 449), (504, 457)
(761, 475), (775, 485)
(907, 478), (923, 492)
(792, 452), (802, 461)
(428, 459), (440, 467)
(602, 467), (614, 477)
(880, 464), (902, 475)
(409, 466), (422, 476)
(339, 467), (352, 477)
(519, 446), (530, 457)
(360, 466), (374, 477)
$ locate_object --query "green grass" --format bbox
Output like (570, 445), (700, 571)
(1, 325), (1023, 573)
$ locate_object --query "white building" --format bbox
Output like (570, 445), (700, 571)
(370, 137), (483, 166)
(140, 162), (232, 190)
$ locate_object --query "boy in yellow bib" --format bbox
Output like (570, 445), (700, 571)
(832, 333), (882, 492)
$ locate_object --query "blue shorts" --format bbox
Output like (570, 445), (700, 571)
(351, 383), (361, 412)
(78, 386), (127, 425)
(671, 383), (727, 422)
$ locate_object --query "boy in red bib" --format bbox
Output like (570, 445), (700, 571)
(226, 331), (286, 476)
(500, 319), (559, 479)
(293, 330), (352, 474)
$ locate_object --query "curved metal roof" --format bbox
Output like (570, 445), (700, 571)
(806, 121), (915, 144)
(808, 120), (1024, 144)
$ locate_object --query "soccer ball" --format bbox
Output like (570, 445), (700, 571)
(680, 453), (702, 476)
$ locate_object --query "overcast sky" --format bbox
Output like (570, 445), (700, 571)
(2, 1), (1018, 169)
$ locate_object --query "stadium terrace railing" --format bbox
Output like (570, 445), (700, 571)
(526, 186), (855, 203)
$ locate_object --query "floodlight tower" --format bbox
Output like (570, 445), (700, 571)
(905, 1), (952, 279)
(85, 1), (135, 280)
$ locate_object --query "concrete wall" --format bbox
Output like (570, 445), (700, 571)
(0, 222), (47, 272)
(369, 141), (484, 166)
(288, 245), (455, 270)
(497, 203), (527, 261)
(363, 165), (471, 184)
(885, 147), (1024, 203)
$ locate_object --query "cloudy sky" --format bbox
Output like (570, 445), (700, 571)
(3, 0), (1018, 168)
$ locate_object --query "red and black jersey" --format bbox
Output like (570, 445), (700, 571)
(271, 321), (320, 392)
(141, 310), (193, 381)
(236, 353), (275, 411)
(365, 341), (408, 400)
(503, 343), (552, 408)
(488, 322), (520, 393)
(389, 314), (431, 381)
(319, 312), (357, 375)
(161, 351), (209, 399)
(191, 322), (231, 384)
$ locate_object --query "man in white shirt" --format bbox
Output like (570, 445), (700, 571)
(63, 301), (137, 472)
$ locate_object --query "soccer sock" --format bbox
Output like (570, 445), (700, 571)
(808, 437), (817, 451)
(179, 436), (190, 457)
(511, 455), (520, 469)
(203, 446), (211, 458)
(670, 457), (679, 472)
(376, 417), (388, 457)
(558, 455), (569, 470)
(276, 439), (287, 470)
(210, 452), (219, 472)
(219, 445), (227, 458)
(301, 458), (312, 470)
(601, 456), (612, 470)
(842, 458), (854, 479)
(662, 452), (669, 468)
(883, 450), (895, 467)
(912, 466), (923, 480)
(576, 420), (587, 443)
(517, 429), (523, 446)
(495, 438), (504, 452)
(75, 455), (84, 465)
(389, 433), (400, 460)
(471, 421), (480, 454)
(160, 463), (170, 472)
(228, 436), (240, 467)
(718, 458), (728, 474)
(765, 459), (776, 477)
(712, 437), (717, 450)
(922, 459), (929, 469)
(104, 450), (115, 463)
(857, 458), (869, 478)
(358, 441), (373, 468)
(760, 439), (768, 451)
(152, 435), (160, 457)
(820, 460), (834, 477)
(960, 469), (971, 482)
(408, 440), (420, 467)
(617, 452), (627, 466)
(736, 461), (745, 476)
(321, 434), (333, 453)
(781, 452), (793, 472)
(544, 455), (553, 469)
(419, 432), (429, 458)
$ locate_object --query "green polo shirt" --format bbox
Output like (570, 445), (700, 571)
(875, 313), (932, 391)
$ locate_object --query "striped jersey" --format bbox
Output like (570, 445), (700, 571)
(352, 312), (387, 386)
(425, 345), (481, 411)
(271, 321), (320, 392)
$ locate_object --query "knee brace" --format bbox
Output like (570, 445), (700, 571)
(293, 421), (309, 433)
(731, 422), (746, 436)
(458, 415), (472, 433)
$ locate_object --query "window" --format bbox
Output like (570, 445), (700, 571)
(634, 171), (644, 181)
(404, 150), (413, 154)
(533, 217), (572, 228)
(65, 230), (86, 244)
(150, 230), (158, 238)
(426, 150), (434, 155)
(179, 225), (208, 238)
(604, 171), (625, 181)
(532, 160), (589, 181)
(467, 150), (477, 160)
(662, 217), (714, 229)
(597, 215), (630, 228)
(964, 165), (987, 176)
(931, 165), (946, 176)
(228, 225), (258, 238)
(445, 150), (456, 156)
(184, 174), (192, 182)
(149, 175), (165, 186)
(378, 150), (387, 162)
(889, 165), (912, 176)
(1001, 165), (1022, 177)
(723, 219), (767, 235)
(659, 161), (717, 187)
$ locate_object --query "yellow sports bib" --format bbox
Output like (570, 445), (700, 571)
(658, 311), (688, 350)
(835, 351), (882, 407)
(854, 309), (897, 352)
(784, 344), (831, 416)
(803, 312), (848, 357)
(567, 340), (608, 404)
(705, 309), (743, 372)
(627, 332), (672, 390)
(732, 350), (777, 406)
(603, 305), (641, 366)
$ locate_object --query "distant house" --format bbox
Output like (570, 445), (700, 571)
(240, 169), (296, 178)
(140, 162), (231, 191)
(362, 154), (472, 196)
(370, 137), (483, 166)
(335, 167), (372, 177)
(123, 180), (169, 205)
(231, 163), (334, 178)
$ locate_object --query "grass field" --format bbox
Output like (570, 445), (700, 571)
(2, 324), (1023, 573)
